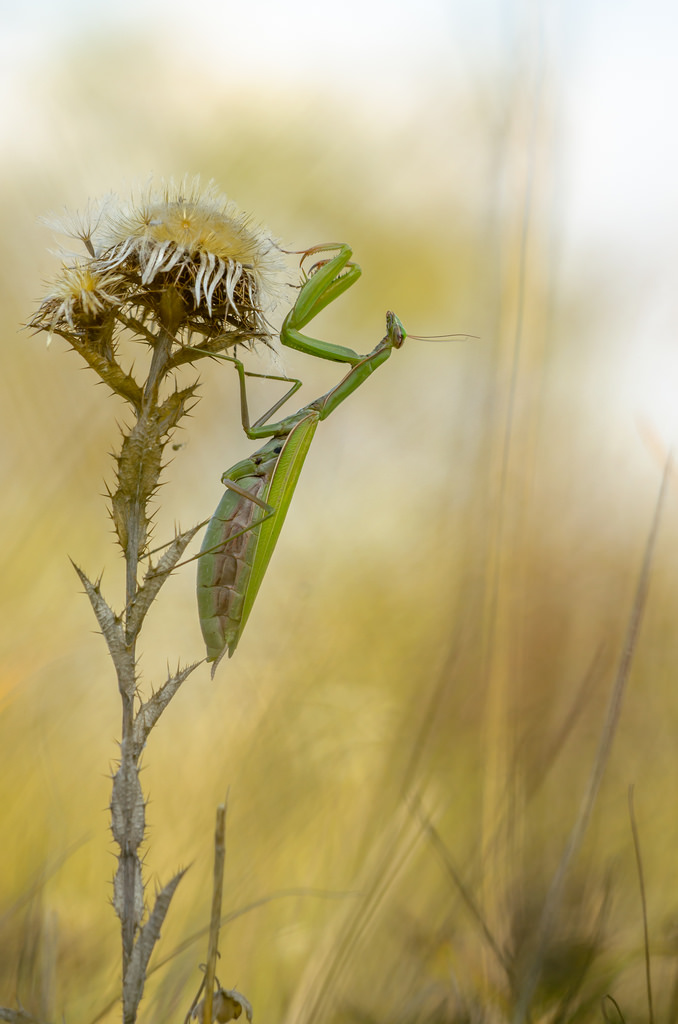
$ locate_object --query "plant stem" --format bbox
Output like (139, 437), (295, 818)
(203, 800), (228, 1024)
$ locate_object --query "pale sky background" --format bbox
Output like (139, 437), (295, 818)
(3, 0), (676, 251)
(3, 0), (676, 260)
(2, 0), (678, 434)
(2, 0), (676, 225)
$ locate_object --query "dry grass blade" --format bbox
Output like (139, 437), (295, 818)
(628, 785), (654, 1024)
(284, 810), (422, 1024)
(512, 455), (673, 1024)
(411, 795), (513, 982)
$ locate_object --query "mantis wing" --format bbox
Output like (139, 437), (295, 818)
(197, 452), (273, 665)
(237, 413), (319, 655)
(198, 412), (319, 672)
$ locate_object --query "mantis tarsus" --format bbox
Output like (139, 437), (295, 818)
(196, 308), (406, 673)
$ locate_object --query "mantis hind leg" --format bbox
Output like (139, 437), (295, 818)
(231, 364), (304, 434)
(190, 346), (304, 436)
(153, 495), (275, 576)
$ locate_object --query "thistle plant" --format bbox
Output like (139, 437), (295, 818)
(23, 178), (286, 1024)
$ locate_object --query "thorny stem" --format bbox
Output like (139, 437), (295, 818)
(116, 325), (198, 988)
(71, 313), (260, 1014)
(119, 331), (170, 977)
(62, 317), (205, 1017)
(124, 327), (174, 624)
(22, 178), (286, 1024)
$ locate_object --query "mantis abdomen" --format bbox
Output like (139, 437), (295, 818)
(197, 415), (319, 671)
(196, 449), (276, 668)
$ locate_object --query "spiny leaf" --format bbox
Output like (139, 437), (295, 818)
(71, 561), (130, 667)
(126, 522), (204, 636)
(133, 661), (202, 755)
(123, 869), (187, 1021)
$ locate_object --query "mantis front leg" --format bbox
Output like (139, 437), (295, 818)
(280, 243), (365, 366)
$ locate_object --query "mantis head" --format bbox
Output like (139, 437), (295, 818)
(386, 310), (407, 349)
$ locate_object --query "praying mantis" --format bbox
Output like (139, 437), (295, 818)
(196, 243), (407, 672)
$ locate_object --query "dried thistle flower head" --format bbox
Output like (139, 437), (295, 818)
(36, 259), (123, 331)
(97, 178), (285, 338)
(30, 177), (285, 351)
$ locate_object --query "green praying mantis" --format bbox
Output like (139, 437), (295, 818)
(196, 243), (439, 673)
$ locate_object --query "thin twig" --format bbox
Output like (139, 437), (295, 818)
(203, 799), (228, 1024)
(628, 785), (654, 1024)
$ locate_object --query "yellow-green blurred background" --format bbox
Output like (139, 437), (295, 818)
(3, 1), (678, 1021)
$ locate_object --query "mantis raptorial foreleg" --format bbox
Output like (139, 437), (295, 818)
(279, 243), (365, 366)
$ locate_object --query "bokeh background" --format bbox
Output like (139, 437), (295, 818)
(3, 0), (678, 1021)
